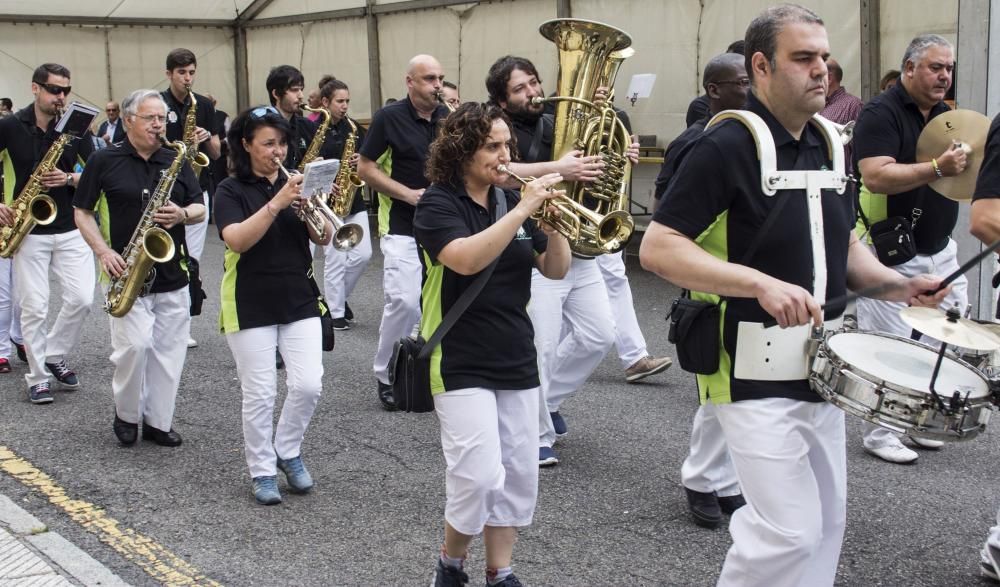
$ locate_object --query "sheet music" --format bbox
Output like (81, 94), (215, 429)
(301, 158), (341, 196)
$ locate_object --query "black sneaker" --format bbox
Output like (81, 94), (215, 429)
(45, 360), (79, 390)
(718, 493), (747, 515)
(331, 317), (350, 331)
(11, 338), (26, 363)
(684, 487), (722, 528)
(432, 559), (469, 587)
(344, 302), (354, 322)
(28, 382), (54, 404)
(489, 574), (524, 587)
(377, 380), (397, 411)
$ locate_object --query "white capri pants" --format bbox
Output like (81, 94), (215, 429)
(596, 251), (649, 368)
(109, 287), (190, 431)
(323, 210), (373, 319)
(15, 230), (94, 387)
(681, 403), (740, 497)
(373, 234), (422, 383)
(716, 398), (847, 587)
(857, 238), (967, 448)
(0, 256), (22, 358)
(226, 317), (323, 479)
(435, 386), (540, 536)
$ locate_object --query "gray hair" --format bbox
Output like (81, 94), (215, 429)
(744, 4), (824, 82)
(121, 89), (166, 118)
(901, 34), (953, 70)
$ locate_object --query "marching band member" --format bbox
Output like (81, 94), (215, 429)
(266, 65), (317, 169)
(358, 54), (450, 410)
(317, 78), (371, 330)
(74, 89), (204, 446)
(640, 6), (947, 585)
(440, 81), (461, 110)
(416, 102), (569, 587)
(0, 63), (95, 404)
(214, 105), (331, 505)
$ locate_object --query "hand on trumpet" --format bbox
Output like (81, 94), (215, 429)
(519, 172), (565, 237)
(274, 173), (304, 213)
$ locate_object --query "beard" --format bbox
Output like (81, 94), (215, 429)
(506, 100), (544, 125)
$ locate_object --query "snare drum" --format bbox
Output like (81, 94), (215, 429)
(809, 331), (993, 441)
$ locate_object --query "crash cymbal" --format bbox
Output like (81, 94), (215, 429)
(915, 109), (991, 202)
(900, 306), (1000, 350)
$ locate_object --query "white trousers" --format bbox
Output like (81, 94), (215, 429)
(227, 317), (323, 479)
(373, 234), (422, 383)
(530, 257), (614, 448)
(715, 398), (847, 587)
(983, 507), (1000, 571)
(857, 238), (968, 447)
(323, 211), (373, 319)
(183, 191), (209, 261)
(435, 386), (540, 536)
(680, 403), (740, 496)
(14, 230), (95, 387)
(596, 252), (648, 368)
(0, 256), (23, 358)
(109, 288), (190, 431)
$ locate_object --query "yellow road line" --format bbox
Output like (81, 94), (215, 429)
(0, 445), (221, 586)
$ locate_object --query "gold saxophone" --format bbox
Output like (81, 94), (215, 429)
(523, 18), (636, 257)
(0, 134), (64, 258)
(298, 105), (331, 171)
(436, 91), (457, 113)
(104, 140), (186, 317)
(329, 117), (365, 218)
(182, 87), (210, 178)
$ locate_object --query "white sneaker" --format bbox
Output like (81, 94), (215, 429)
(864, 436), (918, 464)
(982, 543), (1000, 582)
(908, 435), (944, 450)
(187, 338), (198, 348)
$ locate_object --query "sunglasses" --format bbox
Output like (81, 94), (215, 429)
(40, 83), (72, 96)
(250, 106), (279, 119)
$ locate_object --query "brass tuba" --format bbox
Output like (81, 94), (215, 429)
(182, 87), (211, 178)
(0, 134), (64, 257)
(529, 18), (635, 257)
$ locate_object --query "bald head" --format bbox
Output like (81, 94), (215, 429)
(406, 54), (445, 115)
(408, 54), (441, 77)
(704, 53), (749, 114)
(704, 53), (746, 88)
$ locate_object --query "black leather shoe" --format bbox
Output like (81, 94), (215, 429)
(685, 487), (722, 528)
(377, 380), (397, 411)
(113, 413), (138, 445)
(275, 350), (285, 370)
(344, 302), (354, 322)
(718, 493), (747, 515)
(142, 422), (183, 447)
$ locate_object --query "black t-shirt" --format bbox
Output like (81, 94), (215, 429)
(73, 138), (200, 293)
(654, 116), (707, 202)
(285, 113), (318, 171)
(162, 89), (217, 192)
(320, 116), (367, 216)
(414, 182), (548, 393)
(359, 97), (449, 236)
(654, 93), (854, 404)
(974, 113), (1000, 202)
(0, 106), (94, 234)
(854, 82), (955, 254)
(686, 95), (710, 128)
(214, 174), (318, 332)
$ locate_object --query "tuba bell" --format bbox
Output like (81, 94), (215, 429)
(529, 18), (636, 257)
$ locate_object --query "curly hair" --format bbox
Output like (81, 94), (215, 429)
(425, 102), (516, 185)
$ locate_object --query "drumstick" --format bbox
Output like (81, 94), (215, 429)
(908, 239), (1000, 339)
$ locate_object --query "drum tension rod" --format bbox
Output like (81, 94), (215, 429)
(927, 306), (964, 415)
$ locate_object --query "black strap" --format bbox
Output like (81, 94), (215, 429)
(739, 191), (790, 266)
(418, 187), (509, 359)
(525, 114), (550, 163)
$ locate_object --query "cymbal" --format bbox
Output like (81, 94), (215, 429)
(915, 109), (991, 202)
(900, 306), (1000, 350)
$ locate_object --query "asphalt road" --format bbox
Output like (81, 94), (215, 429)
(0, 226), (998, 586)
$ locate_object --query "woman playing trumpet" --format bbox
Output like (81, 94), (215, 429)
(414, 102), (569, 586)
(213, 105), (332, 505)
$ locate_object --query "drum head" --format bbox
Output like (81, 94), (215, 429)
(827, 332), (989, 398)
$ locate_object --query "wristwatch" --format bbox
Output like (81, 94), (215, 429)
(65, 173), (73, 187)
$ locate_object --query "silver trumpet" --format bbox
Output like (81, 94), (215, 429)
(274, 157), (364, 251)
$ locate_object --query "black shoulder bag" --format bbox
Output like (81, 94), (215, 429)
(668, 193), (791, 374)
(307, 269), (335, 352)
(390, 188), (508, 413)
(183, 243), (207, 317)
(857, 197), (919, 267)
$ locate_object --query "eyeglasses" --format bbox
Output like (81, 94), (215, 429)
(251, 106), (279, 119)
(715, 78), (751, 88)
(106, 109), (119, 113)
(133, 114), (167, 124)
(40, 83), (72, 96)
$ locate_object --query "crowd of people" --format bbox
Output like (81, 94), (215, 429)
(1, 3), (1000, 585)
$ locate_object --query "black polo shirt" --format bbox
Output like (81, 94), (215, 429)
(654, 116), (707, 202)
(0, 105), (94, 234)
(214, 174), (318, 333)
(359, 97), (449, 236)
(655, 92), (854, 404)
(854, 82), (955, 255)
(686, 95), (711, 128)
(162, 89), (217, 193)
(414, 182), (548, 393)
(974, 113), (1000, 202)
(320, 116), (367, 216)
(284, 112), (318, 171)
(73, 138), (199, 293)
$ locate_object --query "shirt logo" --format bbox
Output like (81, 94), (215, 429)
(515, 226), (529, 240)
(167, 110), (178, 124)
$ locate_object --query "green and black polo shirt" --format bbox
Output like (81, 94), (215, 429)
(654, 93), (854, 404)
(72, 138), (200, 293)
(0, 105), (94, 234)
(214, 174), (319, 333)
(413, 182), (548, 395)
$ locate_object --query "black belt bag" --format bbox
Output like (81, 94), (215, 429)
(668, 292), (720, 374)
(868, 216), (917, 266)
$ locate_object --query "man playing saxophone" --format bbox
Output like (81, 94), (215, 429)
(0, 63), (95, 404)
(74, 89), (205, 447)
(266, 65), (317, 170)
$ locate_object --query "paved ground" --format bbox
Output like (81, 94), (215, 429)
(0, 227), (999, 586)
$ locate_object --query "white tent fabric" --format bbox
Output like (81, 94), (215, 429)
(0, 0), (254, 19)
